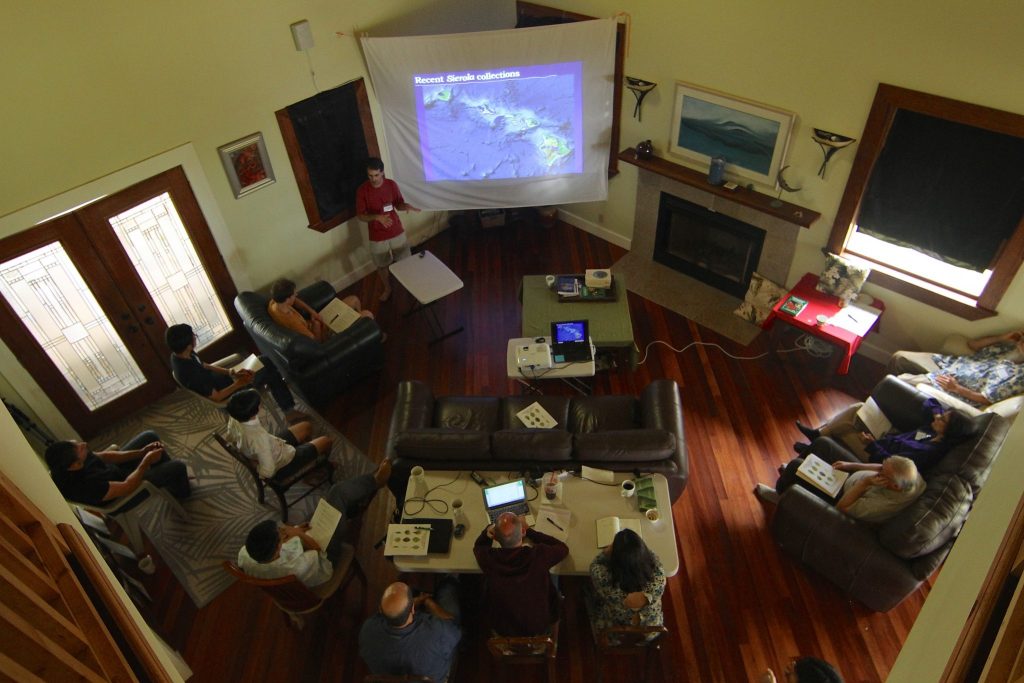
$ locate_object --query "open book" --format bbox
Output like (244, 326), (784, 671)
(596, 516), (643, 548)
(795, 454), (850, 498)
(319, 298), (360, 334)
(307, 499), (342, 549)
(856, 397), (892, 439)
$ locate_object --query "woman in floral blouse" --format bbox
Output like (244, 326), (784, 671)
(588, 528), (666, 637)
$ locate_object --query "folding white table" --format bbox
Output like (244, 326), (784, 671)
(389, 250), (464, 344)
(392, 470), (679, 577)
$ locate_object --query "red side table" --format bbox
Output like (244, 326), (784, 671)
(762, 272), (884, 375)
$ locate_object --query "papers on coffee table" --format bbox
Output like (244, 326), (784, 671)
(384, 524), (432, 556)
(827, 303), (881, 336)
(536, 506), (571, 542)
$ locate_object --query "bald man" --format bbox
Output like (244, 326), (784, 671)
(474, 511), (568, 636)
(359, 579), (461, 682)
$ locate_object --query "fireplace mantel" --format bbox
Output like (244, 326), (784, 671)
(619, 148), (820, 229)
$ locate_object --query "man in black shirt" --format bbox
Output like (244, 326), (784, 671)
(165, 323), (303, 421)
(45, 430), (190, 507)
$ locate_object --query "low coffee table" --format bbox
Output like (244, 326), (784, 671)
(520, 274), (635, 364)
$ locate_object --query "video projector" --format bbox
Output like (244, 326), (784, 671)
(516, 342), (553, 370)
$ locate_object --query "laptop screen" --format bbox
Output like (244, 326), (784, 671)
(483, 479), (527, 509)
(550, 319), (588, 345)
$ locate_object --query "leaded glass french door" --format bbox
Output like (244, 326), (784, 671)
(0, 166), (245, 436)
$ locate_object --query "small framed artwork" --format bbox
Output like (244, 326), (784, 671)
(218, 132), (276, 198)
(669, 81), (796, 187)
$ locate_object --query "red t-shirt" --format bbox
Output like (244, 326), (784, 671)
(356, 178), (405, 242)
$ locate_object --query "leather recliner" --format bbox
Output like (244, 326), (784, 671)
(771, 375), (1009, 611)
(234, 281), (384, 407)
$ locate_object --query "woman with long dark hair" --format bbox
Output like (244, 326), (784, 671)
(587, 528), (665, 635)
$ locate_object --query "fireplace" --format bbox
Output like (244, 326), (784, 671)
(653, 192), (766, 298)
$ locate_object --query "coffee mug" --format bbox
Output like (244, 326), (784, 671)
(645, 508), (660, 522)
(621, 479), (636, 497)
(410, 466), (426, 496)
(545, 274), (556, 288)
(451, 498), (466, 524)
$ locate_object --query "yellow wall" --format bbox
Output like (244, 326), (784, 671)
(553, 0), (1024, 354)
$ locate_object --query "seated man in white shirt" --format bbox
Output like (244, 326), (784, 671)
(225, 389), (333, 479)
(237, 459), (391, 587)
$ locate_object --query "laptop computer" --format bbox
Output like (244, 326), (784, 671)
(550, 319), (593, 363)
(482, 479), (530, 524)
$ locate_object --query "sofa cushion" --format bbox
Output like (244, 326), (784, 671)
(393, 429), (492, 461)
(570, 396), (638, 433)
(492, 430), (573, 461)
(501, 396), (571, 430)
(434, 397), (500, 431)
(878, 473), (972, 559)
(931, 412), (1002, 492)
(574, 430), (675, 462)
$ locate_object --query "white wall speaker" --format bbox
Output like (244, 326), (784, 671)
(290, 20), (314, 51)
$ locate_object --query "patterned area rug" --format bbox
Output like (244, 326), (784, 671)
(90, 389), (373, 609)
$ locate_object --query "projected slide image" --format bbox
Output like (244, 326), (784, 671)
(414, 62), (583, 182)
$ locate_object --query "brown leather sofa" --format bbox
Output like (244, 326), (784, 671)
(771, 375), (1010, 611)
(385, 379), (688, 505)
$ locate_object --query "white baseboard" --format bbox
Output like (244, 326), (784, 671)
(556, 209), (632, 250)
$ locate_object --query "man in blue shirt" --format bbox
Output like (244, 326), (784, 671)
(359, 578), (461, 682)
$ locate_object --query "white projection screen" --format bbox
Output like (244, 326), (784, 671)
(361, 19), (617, 210)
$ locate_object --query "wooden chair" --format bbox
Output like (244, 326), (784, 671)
(592, 624), (668, 683)
(70, 480), (190, 554)
(363, 676), (435, 683)
(222, 542), (365, 629)
(213, 432), (333, 522)
(486, 621), (559, 683)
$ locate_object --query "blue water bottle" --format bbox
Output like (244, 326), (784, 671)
(708, 157), (726, 186)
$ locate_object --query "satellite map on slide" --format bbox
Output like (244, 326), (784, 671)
(416, 64), (582, 182)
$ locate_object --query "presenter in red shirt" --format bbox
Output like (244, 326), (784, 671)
(356, 157), (420, 301)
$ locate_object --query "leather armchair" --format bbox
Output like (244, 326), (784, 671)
(771, 375), (1010, 611)
(234, 281), (384, 407)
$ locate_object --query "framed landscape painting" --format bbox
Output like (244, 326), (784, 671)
(669, 81), (796, 187)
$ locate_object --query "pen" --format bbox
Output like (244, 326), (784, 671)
(330, 314), (339, 324)
(546, 517), (564, 531)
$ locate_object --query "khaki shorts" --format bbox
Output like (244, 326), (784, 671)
(369, 233), (411, 268)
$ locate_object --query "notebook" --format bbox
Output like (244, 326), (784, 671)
(549, 319), (593, 363)
(482, 479), (530, 524)
(402, 518), (454, 554)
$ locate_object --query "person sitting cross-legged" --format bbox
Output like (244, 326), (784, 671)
(474, 510), (568, 636)
(587, 528), (666, 642)
(754, 455), (925, 524)
(236, 459), (391, 588)
(46, 430), (191, 508)
(165, 322), (306, 422)
(359, 578), (462, 683)
(225, 389), (333, 479)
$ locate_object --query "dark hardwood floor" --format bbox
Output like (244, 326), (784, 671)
(140, 217), (921, 682)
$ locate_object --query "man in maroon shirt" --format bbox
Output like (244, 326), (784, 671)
(474, 511), (568, 635)
(356, 157), (420, 302)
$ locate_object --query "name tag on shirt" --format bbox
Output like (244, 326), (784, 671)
(383, 203), (394, 213)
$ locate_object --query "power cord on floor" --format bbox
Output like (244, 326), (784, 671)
(635, 335), (831, 366)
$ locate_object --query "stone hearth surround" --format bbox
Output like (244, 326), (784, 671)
(632, 168), (800, 288)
